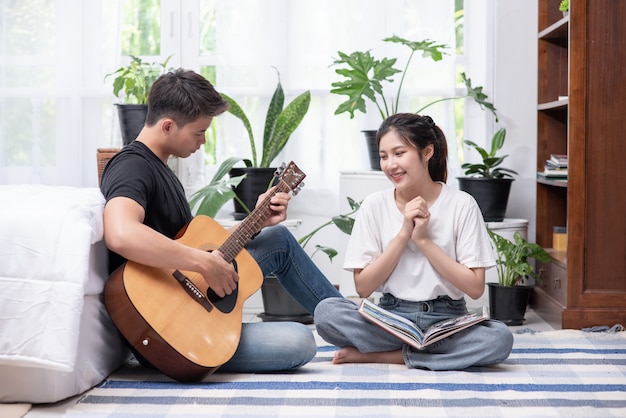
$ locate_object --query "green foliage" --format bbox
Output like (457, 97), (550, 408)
(487, 229), (552, 287)
(330, 35), (497, 121)
(298, 197), (361, 261)
(121, 0), (160, 56)
(220, 69), (311, 168)
(188, 157), (248, 218)
(559, 0), (569, 12)
(461, 128), (518, 179)
(105, 55), (173, 104)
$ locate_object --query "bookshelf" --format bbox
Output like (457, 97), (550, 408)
(534, 0), (626, 329)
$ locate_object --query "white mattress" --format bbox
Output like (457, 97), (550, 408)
(0, 185), (129, 403)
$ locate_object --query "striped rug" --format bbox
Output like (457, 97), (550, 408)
(67, 329), (626, 417)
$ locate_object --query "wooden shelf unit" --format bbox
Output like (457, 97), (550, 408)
(534, 0), (626, 329)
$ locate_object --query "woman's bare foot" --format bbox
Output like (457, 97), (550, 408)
(333, 347), (404, 364)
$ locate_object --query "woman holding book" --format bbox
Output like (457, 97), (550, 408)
(314, 113), (513, 370)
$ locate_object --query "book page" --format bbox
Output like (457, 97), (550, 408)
(358, 300), (489, 350)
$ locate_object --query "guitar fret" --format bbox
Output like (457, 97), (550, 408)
(218, 180), (293, 263)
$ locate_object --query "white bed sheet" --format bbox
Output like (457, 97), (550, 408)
(0, 185), (129, 403)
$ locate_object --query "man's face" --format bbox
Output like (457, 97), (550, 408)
(169, 116), (213, 158)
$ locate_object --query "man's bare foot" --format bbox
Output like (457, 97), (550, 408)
(333, 347), (404, 364)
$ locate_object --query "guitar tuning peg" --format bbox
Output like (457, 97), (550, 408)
(274, 162), (286, 177)
(292, 183), (305, 195)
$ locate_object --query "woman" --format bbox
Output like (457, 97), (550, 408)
(314, 113), (513, 370)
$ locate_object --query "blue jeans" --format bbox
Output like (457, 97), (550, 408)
(314, 294), (513, 370)
(220, 225), (342, 373)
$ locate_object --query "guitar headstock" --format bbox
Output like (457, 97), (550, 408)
(275, 161), (306, 194)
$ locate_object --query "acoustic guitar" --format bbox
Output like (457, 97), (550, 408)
(104, 161), (306, 382)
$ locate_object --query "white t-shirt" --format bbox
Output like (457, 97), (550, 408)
(343, 183), (495, 301)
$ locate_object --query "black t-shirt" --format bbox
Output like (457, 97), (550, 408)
(100, 141), (192, 273)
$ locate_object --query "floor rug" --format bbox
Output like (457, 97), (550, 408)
(66, 329), (626, 417)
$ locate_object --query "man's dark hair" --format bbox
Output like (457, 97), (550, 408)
(145, 68), (230, 127)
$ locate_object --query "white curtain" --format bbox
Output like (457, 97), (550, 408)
(0, 0), (491, 194)
(211, 0), (461, 196)
(0, 0), (121, 186)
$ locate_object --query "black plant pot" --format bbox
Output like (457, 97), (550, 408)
(487, 283), (533, 326)
(116, 104), (148, 145)
(229, 167), (279, 220)
(258, 275), (313, 324)
(362, 130), (381, 170)
(457, 177), (513, 222)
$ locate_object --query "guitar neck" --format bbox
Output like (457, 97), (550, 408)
(218, 180), (292, 263)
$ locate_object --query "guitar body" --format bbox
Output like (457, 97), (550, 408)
(104, 215), (263, 382)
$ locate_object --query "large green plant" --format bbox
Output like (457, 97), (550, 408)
(461, 128), (518, 179)
(487, 228), (551, 287)
(330, 35), (497, 121)
(220, 69), (311, 168)
(105, 55), (173, 104)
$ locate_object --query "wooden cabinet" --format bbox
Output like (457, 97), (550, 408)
(534, 0), (626, 329)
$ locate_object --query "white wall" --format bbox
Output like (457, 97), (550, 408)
(492, 1), (538, 240)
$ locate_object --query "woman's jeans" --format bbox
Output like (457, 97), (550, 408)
(315, 294), (513, 370)
(219, 225), (342, 372)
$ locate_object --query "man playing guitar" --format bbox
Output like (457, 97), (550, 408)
(100, 69), (341, 380)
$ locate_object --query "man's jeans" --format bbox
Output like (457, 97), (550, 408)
(220, 224), (342, 372)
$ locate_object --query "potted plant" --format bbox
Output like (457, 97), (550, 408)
(330, 35), (497, 169)
(487, 228), (551, 326)
(105, 55), (173, 145)
(457, 127), (517, 222)
(559, 0), (569, 17)
(219, 68), (311, 219)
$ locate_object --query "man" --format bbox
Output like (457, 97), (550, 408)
(100, 69), (341, 373)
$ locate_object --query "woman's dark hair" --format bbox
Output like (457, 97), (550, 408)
(145, 68), (230, 127)
(376, 113), (448, 183)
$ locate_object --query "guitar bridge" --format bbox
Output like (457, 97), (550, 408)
(172, 270), (213, 312)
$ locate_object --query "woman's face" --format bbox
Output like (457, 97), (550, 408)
(378, 129), (431, 191)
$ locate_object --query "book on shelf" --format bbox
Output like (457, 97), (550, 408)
(545, 159), (567, 169)
(537, 168), (568, 179)
(357, 299), (489, 350)
(547, 153), (568, 168)
(550, 153), (568, 162)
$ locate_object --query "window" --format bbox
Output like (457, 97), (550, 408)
(0, 0), (491, 191)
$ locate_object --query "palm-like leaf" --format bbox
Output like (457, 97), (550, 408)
(221, 94), (258, 167)
(331, 50), (400, 119)
(221, 70), (310, 167)
(261, 90), (310, 167)
(461, 72), (498, 121)
(263, 70), (285, 153)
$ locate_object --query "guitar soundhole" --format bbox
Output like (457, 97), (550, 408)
(206, 259), (238, 313)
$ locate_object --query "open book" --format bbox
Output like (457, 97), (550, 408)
(358, 299), (489, 350)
